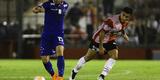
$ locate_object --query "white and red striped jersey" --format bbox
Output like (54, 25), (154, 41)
(92, 15), (128, 43)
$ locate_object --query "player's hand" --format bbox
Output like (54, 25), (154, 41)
(32, 7), (39, 14)
(32, 6), (43, 14)
(99, 47), (105, 55)
(123, 34), (129, 42)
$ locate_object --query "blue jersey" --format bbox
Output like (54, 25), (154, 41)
(40, 1), (69, 56)
(42, 0), (69, 34)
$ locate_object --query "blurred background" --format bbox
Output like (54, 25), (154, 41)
(0, 0), (160, 59)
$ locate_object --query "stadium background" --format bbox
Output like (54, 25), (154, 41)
(0, 0), (160, 59)
(0, 0), (160, 80)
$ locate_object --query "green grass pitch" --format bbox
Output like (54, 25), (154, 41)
(0, 59), (160, 80)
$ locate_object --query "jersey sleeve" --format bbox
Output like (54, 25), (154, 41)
(62, 1), (69, 12)
(122, 23), (128, 30)
(101, 19), (114, 32)
(42, 1), (50, 10)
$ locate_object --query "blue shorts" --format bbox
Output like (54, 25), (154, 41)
(40, 33), (64, 56)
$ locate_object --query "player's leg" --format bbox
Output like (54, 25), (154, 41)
(98, 49), (118, 80)
(75, 48), (97, 71)
(69, 49), (97, 80)
(40, 34), (57, 80)
(56, 45), (65, 80)
(41, 56), (55, 76)
(53, 34), (65, 80)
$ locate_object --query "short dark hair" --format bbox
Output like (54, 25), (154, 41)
(122, 7), (133, 15)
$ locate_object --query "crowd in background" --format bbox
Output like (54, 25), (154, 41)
(63, 0), (160, 47)
(0, 0), (160, 49)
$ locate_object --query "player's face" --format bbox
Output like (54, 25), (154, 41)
(54, 0), (63, 4)
(120, 12), (131, 23)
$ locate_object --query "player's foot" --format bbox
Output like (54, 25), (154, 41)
(98, 74), (105, 80)
(57, 76), (64, 80)
(69, 69), (77, 80)
(52, 73), (58, 80)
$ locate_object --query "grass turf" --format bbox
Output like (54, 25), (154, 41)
(0, 59), (160, 80)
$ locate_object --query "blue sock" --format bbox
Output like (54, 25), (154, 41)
(43, 61), (54, 76)
(57, 56), (65, 77)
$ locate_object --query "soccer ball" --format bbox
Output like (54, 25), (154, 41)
(34, 76), (45, 80)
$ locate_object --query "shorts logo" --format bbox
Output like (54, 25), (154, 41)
(91, 45), (99, 52)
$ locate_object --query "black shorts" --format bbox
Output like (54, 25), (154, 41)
(89, 40), (118, 54)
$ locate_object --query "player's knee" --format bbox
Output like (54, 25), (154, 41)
(84, 56), (90, 62)
(84, 54), (93, 62)
(56, 45), (64, 56)
(57, 51), (64, 56)
(41, 56), (50, 63)
(108, 49), (118, 59)
(42, 59), (49, 63)
(110, 54), (118, 59)
(84, 49), (96, 62)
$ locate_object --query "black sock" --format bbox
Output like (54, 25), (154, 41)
(72, 70), (77, 79)
(99, 74), (105, 79)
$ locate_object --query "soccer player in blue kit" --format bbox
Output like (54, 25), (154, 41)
(32, 0), (68, 80)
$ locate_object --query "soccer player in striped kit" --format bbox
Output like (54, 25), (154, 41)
(32, 0), (68, 80)
(69, 7), (133, 80)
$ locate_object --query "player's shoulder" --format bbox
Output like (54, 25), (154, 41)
(62, 1), (69, 7)
(103, 14), (118, 22)
(105, 14), (120, 24)
(42, 0), (51, 6)
(108, 14), (119, 21)
(103, 14), (120, 28)
(103, 17), (114, 28)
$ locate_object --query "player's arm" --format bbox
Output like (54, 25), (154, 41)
(32, 5), (44, 14)
(33, 0), (48, 13)
(98, 19), (113, 54)
(121, 30), (129, 41)
(99, 30), (105, 55)
(32, 1), (47, 14)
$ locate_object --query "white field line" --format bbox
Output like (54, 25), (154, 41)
(77, 70), (132, 78)
(111, 70), (132, 76)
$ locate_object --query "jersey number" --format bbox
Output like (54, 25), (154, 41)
(58, 37), (63, 42)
